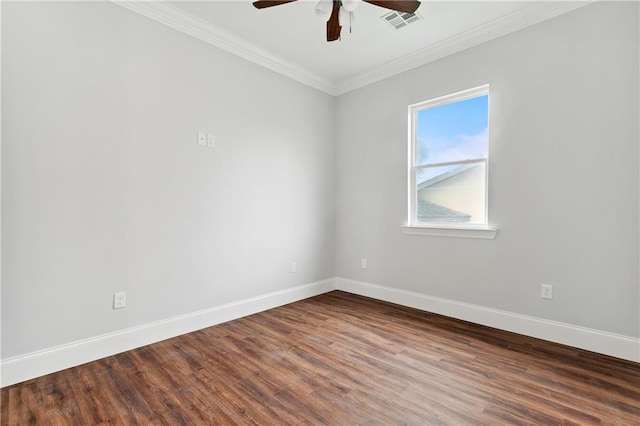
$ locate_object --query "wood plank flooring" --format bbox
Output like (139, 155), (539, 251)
(2, 291), (639, 425)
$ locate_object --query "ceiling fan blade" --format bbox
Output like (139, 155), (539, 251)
(326, 2), (341, 42)
(253, 0), (297, 9)
(363, 0), (420, 14)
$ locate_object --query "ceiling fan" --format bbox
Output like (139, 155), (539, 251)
(253, 0), (421, 42)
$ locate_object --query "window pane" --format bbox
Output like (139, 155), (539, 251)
(416, 161), (486, 224)
(416, 95), (488, 165)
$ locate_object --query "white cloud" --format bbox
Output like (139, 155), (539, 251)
(418, 128), (487, 164)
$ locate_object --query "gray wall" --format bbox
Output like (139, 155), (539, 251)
(2, 2), (335, 358)
(2, 1), (639, 364)
(335, 2), (639, 337)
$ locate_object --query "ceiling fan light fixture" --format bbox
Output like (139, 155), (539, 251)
(338, 7), (353, 28)
(314, 0), (333, 20)
(341, 0), (361, 12)
(254, 0), (422, 42)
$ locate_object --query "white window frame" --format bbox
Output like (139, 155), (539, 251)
(403, 85), (497, 239)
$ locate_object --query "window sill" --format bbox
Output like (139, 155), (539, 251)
(401, 226), (498, 240)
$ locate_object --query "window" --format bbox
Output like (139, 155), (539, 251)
(405, 85), (496, 239)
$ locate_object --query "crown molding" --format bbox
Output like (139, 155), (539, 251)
(114, 1), (593, 97)
(113, 1), (339, 96)
(336, 1), (594, 95)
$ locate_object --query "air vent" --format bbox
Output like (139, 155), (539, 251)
(381, 10), (420, 30)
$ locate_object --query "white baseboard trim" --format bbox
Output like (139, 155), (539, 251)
(335, 277), (640, 363)
(4, 277), (637, 387)
(1, 278), (337, 387)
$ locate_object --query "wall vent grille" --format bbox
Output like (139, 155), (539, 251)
(381, 10), (421, 30)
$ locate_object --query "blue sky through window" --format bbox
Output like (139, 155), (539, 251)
(416, 95), (488, 167)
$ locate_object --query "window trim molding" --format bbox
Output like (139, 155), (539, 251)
(407, 84), (494, 235)
(409, 85), (490, 111)
(401, 226), (498, 239)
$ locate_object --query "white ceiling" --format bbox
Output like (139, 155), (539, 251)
(120, 1), (591, 95)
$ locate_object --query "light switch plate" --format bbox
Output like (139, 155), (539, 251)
(197, 132), (207, 146)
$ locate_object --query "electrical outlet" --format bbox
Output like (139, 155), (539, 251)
(290, 262), (297, 273)
(541, 284), (553, 300)
(113, 292), (127, 309)
(361, 258), (367, 269)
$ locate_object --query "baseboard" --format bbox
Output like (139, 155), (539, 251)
(1, 278), (337, 387)
(4, 277), (637, 387)
(335, 277), (640, 363)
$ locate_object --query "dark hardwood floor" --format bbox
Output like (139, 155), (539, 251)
(2, 291), (639, 425)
